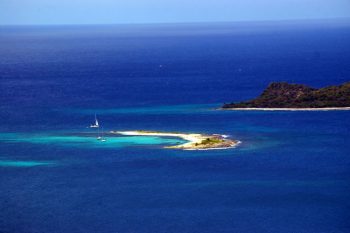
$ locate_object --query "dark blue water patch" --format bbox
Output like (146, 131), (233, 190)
(1, 21), (350, 109)
(1, 151), (349, 233)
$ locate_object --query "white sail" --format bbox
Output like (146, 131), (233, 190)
(90, 114), (100, 128)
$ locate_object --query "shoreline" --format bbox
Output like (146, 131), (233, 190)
(110, 130), (240, 150)
(220, 107), (350, 111)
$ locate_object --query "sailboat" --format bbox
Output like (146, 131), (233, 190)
(89, 114), (106, 141)
(97, 127), (102, 140)
(100, 127), (107, 142)
(90, 114), (99, 128)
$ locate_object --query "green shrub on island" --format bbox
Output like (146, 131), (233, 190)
(199, 137), (224, 145)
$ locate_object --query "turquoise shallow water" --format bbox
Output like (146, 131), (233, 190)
(0, 133), (185, 149)
(0, 160), (56, 167)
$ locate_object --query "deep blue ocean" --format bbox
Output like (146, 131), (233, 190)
(1, 20), (350, 233)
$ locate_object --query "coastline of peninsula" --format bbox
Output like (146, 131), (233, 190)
(221, 107), (350, 111)
(222, 82), (350, 110)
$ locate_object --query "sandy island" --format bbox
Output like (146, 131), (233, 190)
(220, 107), (350, 111)
(110, 130), (240, 150)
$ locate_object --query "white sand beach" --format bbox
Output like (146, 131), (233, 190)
(111, 130), (240, 150)
(221, 107), (350, 111)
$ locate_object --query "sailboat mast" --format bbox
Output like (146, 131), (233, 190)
(101, 126), (106, 142)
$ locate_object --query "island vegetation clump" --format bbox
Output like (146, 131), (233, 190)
(196, 137), (224, 146)
(222, 82), (350, 108)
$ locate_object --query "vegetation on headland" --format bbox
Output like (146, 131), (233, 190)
(222, 82), (350, 108)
